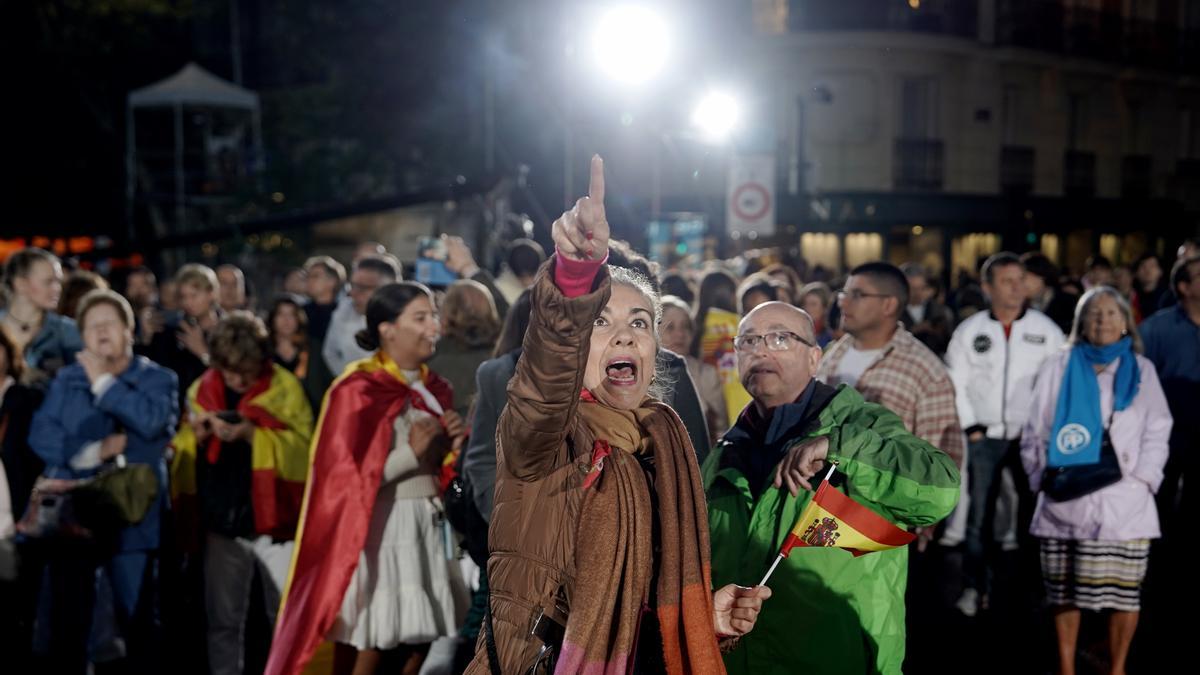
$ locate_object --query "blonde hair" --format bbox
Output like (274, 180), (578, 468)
(175, 263), (218, 293)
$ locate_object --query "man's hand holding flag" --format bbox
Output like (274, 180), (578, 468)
(759, 446), (917, 586)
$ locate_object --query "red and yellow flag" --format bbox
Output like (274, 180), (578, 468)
(781, 467), (915, 558)
(169, 363), (313, 549)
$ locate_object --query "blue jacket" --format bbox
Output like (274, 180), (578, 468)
(29, 356), (179, 552)
(1140, 304), (1200, 452)
(0, 310), (82, 377)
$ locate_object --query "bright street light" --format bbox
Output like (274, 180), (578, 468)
(692, 91), (740, 141)
(592, 5), (671, 85)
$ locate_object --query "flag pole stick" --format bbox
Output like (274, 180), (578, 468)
(757, 462), (839, 588)
(758, 554), (784, 587)
(820, 461), (837, 484)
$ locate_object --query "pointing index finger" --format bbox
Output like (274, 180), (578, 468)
(588, 154), (605, 205)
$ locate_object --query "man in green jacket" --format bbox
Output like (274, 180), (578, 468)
(704, 301), (960, 674)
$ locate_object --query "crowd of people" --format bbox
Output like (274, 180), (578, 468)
(1, 159), (1198, 674)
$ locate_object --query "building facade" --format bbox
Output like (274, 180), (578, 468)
(736, 0), (1198, 281)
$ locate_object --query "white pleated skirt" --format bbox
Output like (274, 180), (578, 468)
(329, 495), (468, 650)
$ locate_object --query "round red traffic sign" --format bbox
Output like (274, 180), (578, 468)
(731, 182), (770, 221)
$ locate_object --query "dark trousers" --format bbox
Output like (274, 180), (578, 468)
(40, 538), (159, 675)
(964, 437), (1031, 594)
(1157, 429), (1197, 540)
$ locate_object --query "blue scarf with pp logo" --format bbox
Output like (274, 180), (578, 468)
(1048, 337), (1140, 468)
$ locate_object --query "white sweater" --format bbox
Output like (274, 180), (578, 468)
(377, 374), (443, 501)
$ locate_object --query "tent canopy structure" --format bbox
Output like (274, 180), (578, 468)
(128, 62), (259, 110)
(125, 62), (264, 242)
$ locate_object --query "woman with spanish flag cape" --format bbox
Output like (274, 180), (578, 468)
(168, 312), (314, 675)
(267, 282), (469, 675)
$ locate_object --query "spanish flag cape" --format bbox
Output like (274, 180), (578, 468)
(265, 352), (452, 675)
(169, 363), (314, 547)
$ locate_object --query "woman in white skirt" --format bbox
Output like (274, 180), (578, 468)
(267, 282), (469, 675)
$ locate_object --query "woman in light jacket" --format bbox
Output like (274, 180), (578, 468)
(1021, 286), (1172, 675)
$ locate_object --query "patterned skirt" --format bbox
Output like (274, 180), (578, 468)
(1039, 538), (1151, 612)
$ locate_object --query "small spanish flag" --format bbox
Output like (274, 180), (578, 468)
(759, 464), (916, 586)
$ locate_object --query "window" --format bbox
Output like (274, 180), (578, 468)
(900, 77), (939, 139)
(1067, 94), (1089, 150)
(1002, 85), (1022, 145)
(1127, 101), (1143, 154)
(1180, 108), (1200, 159)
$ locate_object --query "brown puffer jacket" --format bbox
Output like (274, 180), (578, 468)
(465, 259), (612, 674)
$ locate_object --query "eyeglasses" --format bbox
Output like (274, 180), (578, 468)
(732, 331), (814, 353)
(837, 289), (892, 302)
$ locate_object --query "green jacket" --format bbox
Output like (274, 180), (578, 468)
(703, 383), (960, 675)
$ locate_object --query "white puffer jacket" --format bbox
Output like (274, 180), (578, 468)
(946, 308), (1065, 439)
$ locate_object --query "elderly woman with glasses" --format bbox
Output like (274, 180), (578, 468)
(1021, 286), (1172, 675)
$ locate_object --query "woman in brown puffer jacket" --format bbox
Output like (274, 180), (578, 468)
(466, 157), (771, 675)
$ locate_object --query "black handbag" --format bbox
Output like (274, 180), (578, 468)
(1043, 414), (1122, 502)
(442, 454), (490, 567)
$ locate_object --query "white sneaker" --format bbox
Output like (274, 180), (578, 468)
(955, 588), (979, 617)
(938, 534), (964, 547)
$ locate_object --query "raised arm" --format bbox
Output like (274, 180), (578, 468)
(443, 234), (512, 319)
(498, 260), (609, 480)
(497, 155), (612, 480)
(94, 363), (179, 445)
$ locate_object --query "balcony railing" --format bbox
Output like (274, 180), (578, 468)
(785, 0), (978, 39)
(894, 138), (945, 191)
(1064, 150), (1096, 198)
(996, 1), (1192, 74)
(1000, 145), (1035, 195)
(1121, 155), (1153, 199)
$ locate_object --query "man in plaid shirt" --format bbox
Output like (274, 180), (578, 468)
(815, 262), (965, 467)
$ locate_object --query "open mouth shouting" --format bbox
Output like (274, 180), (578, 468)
(605, 356), (639, 387)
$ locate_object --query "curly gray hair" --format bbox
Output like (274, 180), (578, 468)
(607, 265), (672, 401)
